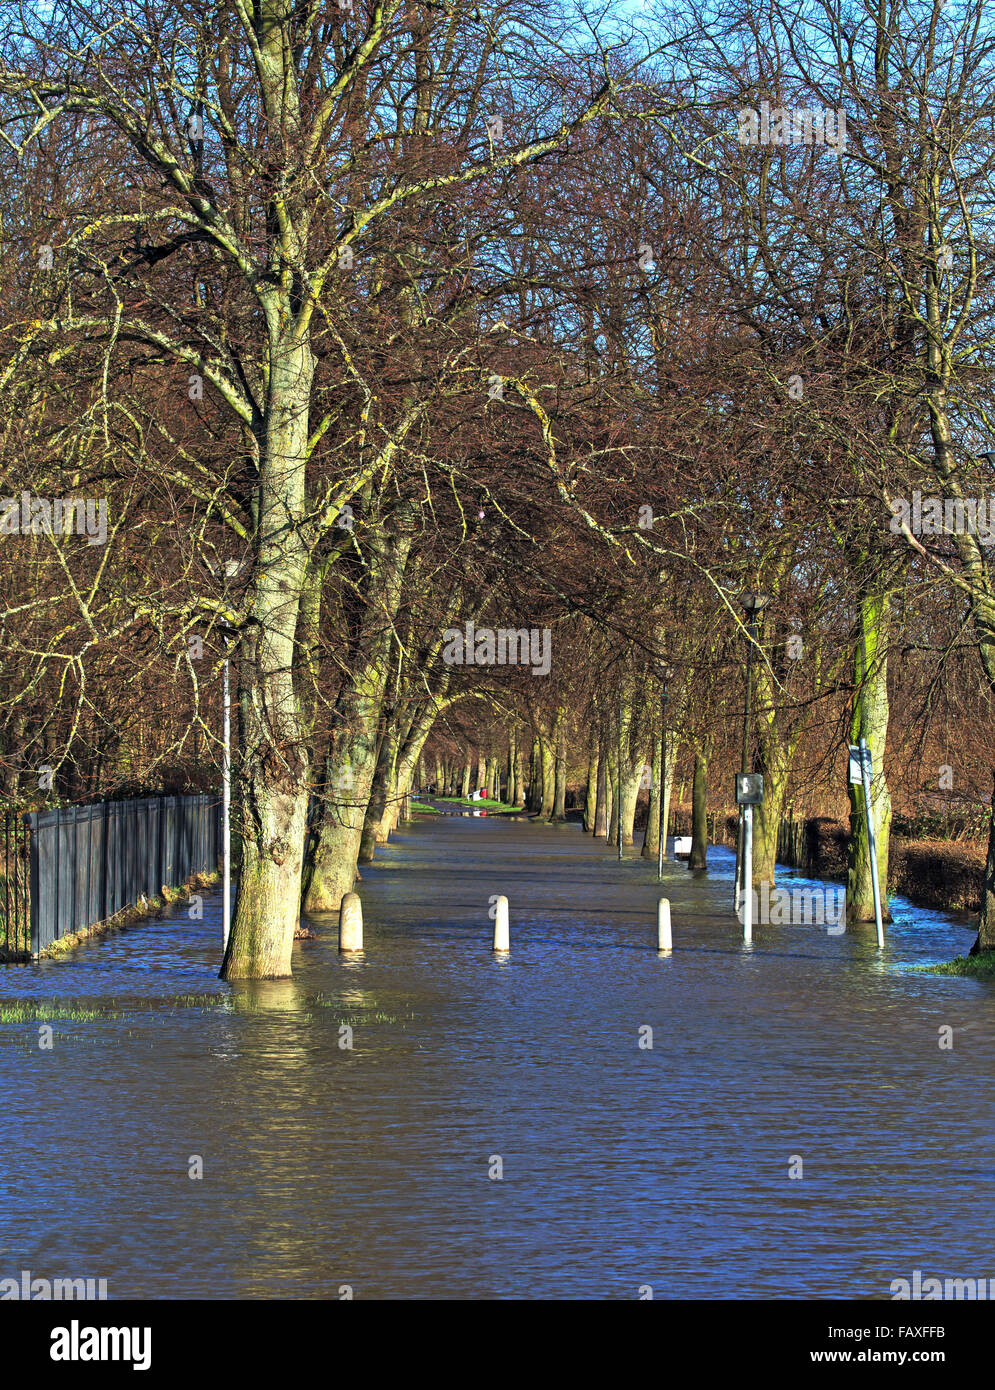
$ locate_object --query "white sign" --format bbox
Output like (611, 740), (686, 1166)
(848, 745), (872, 784)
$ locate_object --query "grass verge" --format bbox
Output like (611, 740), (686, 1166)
(436, 796), (520, 812)
(919, 952), (995, 979)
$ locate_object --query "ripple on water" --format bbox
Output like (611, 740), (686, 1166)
(0, 818), (991, 1298)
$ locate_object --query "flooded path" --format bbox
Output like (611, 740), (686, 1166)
(0, 815), (992, 1299)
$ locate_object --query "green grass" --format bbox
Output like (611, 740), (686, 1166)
(0, 992), (227, 1023)
(436, 796), (520, 812)
(0, 1001), (104, 1022)
(919, 952), (995, 979)
(409, 800), (441, 814)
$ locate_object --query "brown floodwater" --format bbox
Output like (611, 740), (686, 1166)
(0, 813), (991, 1299)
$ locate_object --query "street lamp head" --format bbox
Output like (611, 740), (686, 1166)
(740, 590), (772, 615)
(655, 662), (675, 684)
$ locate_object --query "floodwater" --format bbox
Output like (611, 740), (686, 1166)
(0, 814), (992, 1300)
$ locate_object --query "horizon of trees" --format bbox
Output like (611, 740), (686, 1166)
(3, 0), (995, 975)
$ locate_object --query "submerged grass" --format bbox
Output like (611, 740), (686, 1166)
(919, 952), (995, 979)
(0, 992), (414, 1026)
(0, 992), (228, 1023)
(0, 1002), (103, 1022)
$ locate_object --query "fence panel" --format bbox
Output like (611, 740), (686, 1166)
(24, 794), (220, 956)
(1, 810), (30, 957)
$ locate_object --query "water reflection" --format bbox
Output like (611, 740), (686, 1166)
(0, 819), (990, 1298)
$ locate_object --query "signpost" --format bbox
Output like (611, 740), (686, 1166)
(735, 773), (764, 944)
(849, 738), (884, 949)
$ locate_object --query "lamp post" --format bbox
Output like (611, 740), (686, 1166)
(735, 591), (771, 908)
(655, 662), (675, 882)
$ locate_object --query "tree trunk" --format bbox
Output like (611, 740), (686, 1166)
(846, 588), (893, 924)
(641, 731), (662, 857)
(606, 720), (620, 846)
(550, 709), (567, 820)
(689, 750), (708, 870)
(221, 340), (314, 981)
(358, 722), (396, 863)
(583, 728), (599, 833)
(974, 773), (995, 951)
(593, 730), (608, 836)
(539, 737), (555, 818)
(303, 517), (413, 912)
(661, 731), (675, 853)
(526, 737), (540, 811)
(752, 715), (790, 889)
(619, 766), (641, 846)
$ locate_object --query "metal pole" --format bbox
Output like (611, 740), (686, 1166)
(222, 653), (231, 952)
(735, 622), (755, 908)
(859, 735), (885, 949)
(657, 689), (668, 882)
(743, 803), (754, 945)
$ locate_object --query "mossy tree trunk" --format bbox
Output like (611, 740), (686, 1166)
(583, 726), (599, 833)
(539, 736), (555, 818)
(358, 722), (396, 862)
(303, 512), (414, 912)
(641, 731), (662, 858)
(846, 589), (894, 925)
(550, 707), (568, 820)
(221, 338), (314, 981)
(594, 725), (609, 836)
(745, 602), (802, 891)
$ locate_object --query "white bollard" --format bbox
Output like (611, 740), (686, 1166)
(492, 895), (510, 952)
(657, 897), (672, 952)
(339, 892), (363, 952)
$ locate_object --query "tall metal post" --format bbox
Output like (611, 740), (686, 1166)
(735, 622), (754, 908)
(743, 803), (754, 944)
